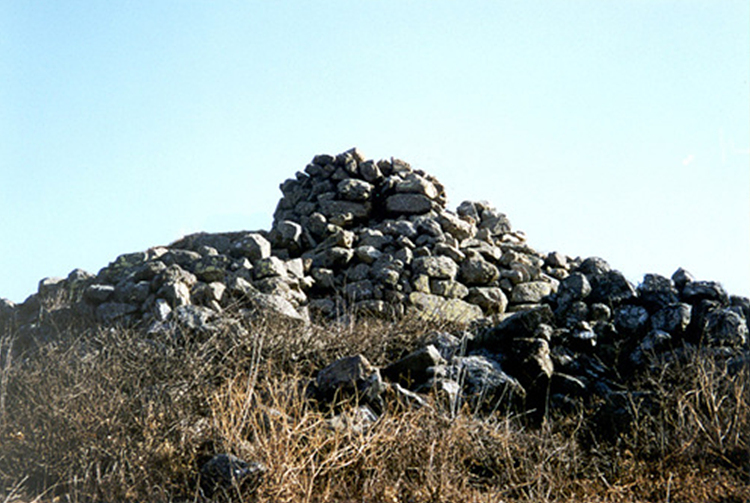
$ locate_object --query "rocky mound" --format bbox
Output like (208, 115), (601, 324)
(1, 148), (748, 419)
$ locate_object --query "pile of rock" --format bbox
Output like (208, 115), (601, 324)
(1, 148), (581, 339)
(310, 259), (749, 426)
(1, 150), (747, 408)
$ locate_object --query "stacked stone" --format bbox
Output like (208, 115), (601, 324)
(265, 148), (565, 323)
(316, 259), (749, 423)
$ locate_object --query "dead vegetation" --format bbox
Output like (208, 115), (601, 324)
(1, 309), (748, 503)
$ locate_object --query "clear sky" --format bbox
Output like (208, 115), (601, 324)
(2, 1), (748, 303)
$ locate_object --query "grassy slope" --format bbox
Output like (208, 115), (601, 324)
(1, 306), (748, 503)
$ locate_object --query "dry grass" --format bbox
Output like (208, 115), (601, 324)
(0, 308), (748, 503)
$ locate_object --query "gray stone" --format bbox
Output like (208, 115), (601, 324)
(158, 280), (192, 307)
(510, 337), (555, 387)
(438, 211), (475, 241)
(637, 274), (679, 311)
(423, 331), (464, 361)
(703, 308), (748, 347)
(315, 355), (385, 405)
(380, 219), (418, 239)
(311, 246), (353, 269)
(412, 256), (458, 280)
(272, 220), (304, 250)
(357, 229), (391, 249)
(383, 345), (445, 387)
(200, 453), (265, 498)
(245, 293), (308, 324)
(254, 256), (287, 279)
(96, 302), (138, 323)
(114, 280), (151, 304)
(173, 304), (216, 332)
(651, 303), (691, 335)
(38, 277), (66, 300)
(614, 305), (650, 335)
(442, 355), (525, 406)
(394, 172), (439, 199)
(545, 251), (568, 269)
(510, 281), (553, 304)
(194, 255), (230, 282)
(337, 179), (373, 202)
(358, 160), (382, 183)
(355, 245), (382, 264)
(385, 193), (433, 215)
(84, 284), (115, 304)
(153, 298), (172, 322)
(408, 292), (484, 324)
(682, 280), (729, 306)
(319, 200), (372, 225)
(345, 280), (375, 302)
(228, 276), (258, 298)
(430, 279), (469, 299)
(558, 272), (591, 301)
(465, 287), (508, 314)
(630, 330), (672, 367)
(232, 233), (271, 261)
(311, 268), (336, 290)
(472, 305), (554, 353)
(671, 267), (694, 291)
(433, 243), (465, 263)
(577, 257), (611, 278)
(459, 257), (499, 286)
(589, 270), (637, 306)
(326, 405), (379, 434)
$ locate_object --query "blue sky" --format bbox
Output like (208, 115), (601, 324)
(1, 1), (748, 303)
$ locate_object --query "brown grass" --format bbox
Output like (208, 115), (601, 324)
(0, 308), (748, 502)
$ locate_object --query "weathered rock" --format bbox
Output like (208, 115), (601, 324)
(254, 256), (287, 279)
(557, 272), (591, 302)
(430, 279), (469, 299)
(245, 293), (307, 324)
(459, 256), (499, 286)
(630, 330), (672, 367)
(173, 305), (216, 333)
(412, 256), (458, 280)
(510, 281), (554, 304)
(408, 292), (484, 324)
(577, 257), (611, 278)
(433, 355), (525, 408)
(465, 287), (508, 314)
(637, 274), (679, 311)
(681, 280), (729, 306)
(510, 337), (554, 387)
(473, 305), (555, 352)
(96, 302), (139, 323)
(588, 270), (637, 306)
(382, 345), (445, 387)
(337, 178), (373, 202)
(385, 193), (433, 215)
(200, 453), (265, 498)
(232, 233), (271, 261)
(84, 284), (115, 304)
(438, 211), (475, 241)
(703, 308), (748, 347)
(671, 267), (694, 291)
(326, 405), (379, 434)
(315, 355), (385, 406)
(650, 303), (691, 335)
(614, 305), (650, 335)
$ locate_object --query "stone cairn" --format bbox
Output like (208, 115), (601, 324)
(1, 148), (748, 423)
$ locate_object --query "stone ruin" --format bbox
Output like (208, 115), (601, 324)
(1, 148), (748, 423)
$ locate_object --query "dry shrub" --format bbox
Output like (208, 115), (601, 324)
(1, 308), (748, 503)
